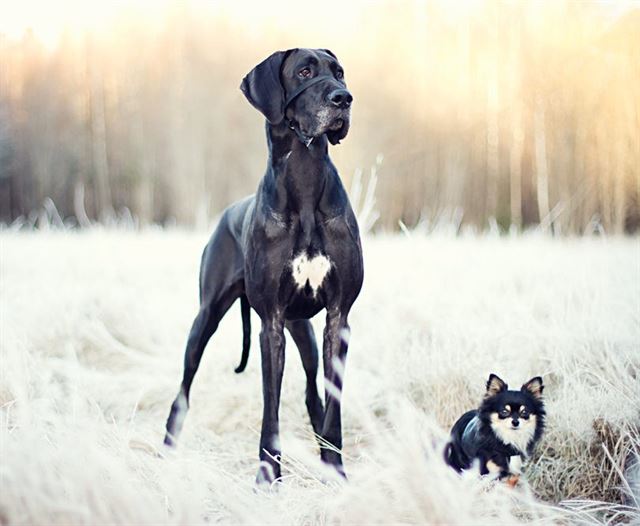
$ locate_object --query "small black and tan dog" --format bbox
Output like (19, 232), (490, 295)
(445, 374), (545, 484)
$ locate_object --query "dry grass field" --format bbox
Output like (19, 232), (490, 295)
(1, 229), (639, 525)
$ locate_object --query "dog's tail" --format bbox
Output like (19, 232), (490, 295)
(443, 441), (455, 468)
(444, 440), (465, 472)
(234, 294), (251, 373)
(444, 434), (470, 473)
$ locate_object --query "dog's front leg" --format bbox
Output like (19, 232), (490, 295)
(256, 315), (286, 487)
(320, 308), (350, 478)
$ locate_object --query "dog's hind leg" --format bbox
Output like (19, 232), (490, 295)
(164, 286), (240, 447)
(164, 219), (245, 447)
(164, 306), (216, 447)
(286, 319), (324, 436)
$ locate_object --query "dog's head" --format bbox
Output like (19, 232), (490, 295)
(479, 374), (546, 454)
(240, 48), (352, 145)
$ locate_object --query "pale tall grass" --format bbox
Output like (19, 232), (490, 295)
(1, 226), (638, 525)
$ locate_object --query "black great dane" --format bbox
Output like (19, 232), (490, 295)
(164, 48), (363, 486)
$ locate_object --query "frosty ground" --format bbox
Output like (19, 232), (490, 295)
(1, 229), (638, 525)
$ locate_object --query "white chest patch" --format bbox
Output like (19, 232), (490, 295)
(490, 413), (536, 455)
(291, 253), (331, 295)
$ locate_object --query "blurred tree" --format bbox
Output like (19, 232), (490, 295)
(0, 1), (637, 233)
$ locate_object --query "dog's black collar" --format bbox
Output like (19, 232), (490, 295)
(284, 74), (334, 109)
(284, 75), (336, 147)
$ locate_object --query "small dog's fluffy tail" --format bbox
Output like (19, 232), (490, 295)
(443, 438), (466, 472)
(234, 294), (251, 373)
(443, 441), (455, 469)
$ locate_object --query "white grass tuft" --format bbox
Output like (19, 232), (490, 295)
(1, 230), (638, 525)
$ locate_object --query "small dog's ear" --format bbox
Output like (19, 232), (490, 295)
(486, 374), (507, 397)
(521, 377), (544, 399)
(240, 49), (295, 124)
(322, 48), (337, 59)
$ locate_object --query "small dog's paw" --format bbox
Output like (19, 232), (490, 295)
(505, 475), (520, 488)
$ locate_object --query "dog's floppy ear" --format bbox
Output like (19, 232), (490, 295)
(521, 377), (544, 399)
(240, 50), (294, 124)
(486, 374), (507, 397)
(327, 119), (350, 145)
(322, 48), (337, 59)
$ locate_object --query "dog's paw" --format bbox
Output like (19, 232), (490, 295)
(505, 475), (520, 488)
(163, 433), (177, 448)
(254, 461), (281, 491)
(332, 463), (347, 481)
(319, 457), (348, 485)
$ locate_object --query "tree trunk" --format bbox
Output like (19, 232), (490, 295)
(534, 97), (551, 231)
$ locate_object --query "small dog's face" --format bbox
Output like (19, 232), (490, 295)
(281, 48), (352, 144)
(480, 374), (545, 454)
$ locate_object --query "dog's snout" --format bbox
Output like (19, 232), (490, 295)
(512, 419), (520, 428)
(328, 89), (353, 109)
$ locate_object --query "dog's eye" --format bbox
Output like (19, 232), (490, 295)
(499, 409), (509, 418)
(520, 409), (530, 418)
(336, 70), (344, 80)
(298, 67), (311, 78)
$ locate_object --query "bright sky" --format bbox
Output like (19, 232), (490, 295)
(0, 0), (367, 48)
(0, 0), (635, 50)
(0, 0), (173, 46)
